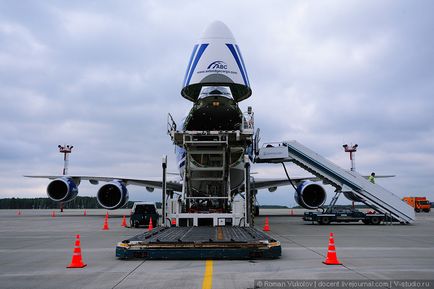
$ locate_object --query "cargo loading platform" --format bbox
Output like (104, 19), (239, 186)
(116, 226), (281, 260)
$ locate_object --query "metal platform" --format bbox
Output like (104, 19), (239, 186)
(256, 140), (415, 223)
(116, 227), (281, 260)
(169, 130), (254, 147)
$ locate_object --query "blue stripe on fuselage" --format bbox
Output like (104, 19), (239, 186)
(183, 44), (199, 87)
(185, 43), (209, 86)
(226, 44), (248, 86)
(235, 44), (250, 86)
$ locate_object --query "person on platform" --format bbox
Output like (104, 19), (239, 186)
(368, 172), (376, 184)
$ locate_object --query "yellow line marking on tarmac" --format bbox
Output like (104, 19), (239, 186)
(202, 260), (213, 289)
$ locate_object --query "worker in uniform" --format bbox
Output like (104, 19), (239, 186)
(368, 172), (376, 184)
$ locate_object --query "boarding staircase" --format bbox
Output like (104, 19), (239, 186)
(256, 140), (415, 223)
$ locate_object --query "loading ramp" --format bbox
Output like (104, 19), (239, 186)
(256, 140), (415, 224)
(116, 226), (281, 260)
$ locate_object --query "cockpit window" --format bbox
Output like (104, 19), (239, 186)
(198, 86), (233, 99)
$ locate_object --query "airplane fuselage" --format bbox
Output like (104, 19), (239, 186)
(175, 89), (253, 206)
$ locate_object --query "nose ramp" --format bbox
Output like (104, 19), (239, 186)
(181, 21), (252, 102)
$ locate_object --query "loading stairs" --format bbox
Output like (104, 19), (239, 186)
(256, 140), (415, 224)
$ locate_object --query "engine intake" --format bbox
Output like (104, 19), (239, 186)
(97, 180), (129, 210)
(47, 177), (79, 202)
(294, 181), (326, 209)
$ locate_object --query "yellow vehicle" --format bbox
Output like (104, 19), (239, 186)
(402, 197), (431, 213)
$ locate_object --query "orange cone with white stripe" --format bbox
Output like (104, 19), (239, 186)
(102, 214), (109, 230)
(263, 216), (270, 232)
(121, 215), (127, 227)
(67, 234), (87, 268)
(323, 232), (342, 265)
(148, 217), (154, 231)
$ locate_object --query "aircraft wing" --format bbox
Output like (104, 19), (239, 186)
(363, 175), (396, 179)
(24, 175), (183, 192)
(251, 177), (319, 190)
(251, 174), (395, 191)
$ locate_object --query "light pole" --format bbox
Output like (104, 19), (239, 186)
(343, 144), (358, 172)
(58, 144), (73, 176)
(58, 144), (73, 212)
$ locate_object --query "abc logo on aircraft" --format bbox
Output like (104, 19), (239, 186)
(207, 61), (228, 70)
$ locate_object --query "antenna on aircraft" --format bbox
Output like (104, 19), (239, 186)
(58, 144), (73, 175)
(342, 143), (358, 171)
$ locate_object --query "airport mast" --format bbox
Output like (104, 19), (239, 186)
(342, 144), (358, 171)
(58, 144), (73, 212)
(58, 144), (73, 175)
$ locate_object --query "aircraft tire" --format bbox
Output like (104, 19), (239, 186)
(362, 219), (371, 225)
(370, 216), (381, 225)
(319, 217), (331, 225)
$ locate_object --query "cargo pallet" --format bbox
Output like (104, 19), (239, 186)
(116, 226), (281, 260)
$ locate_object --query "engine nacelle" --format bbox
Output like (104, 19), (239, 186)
(343, 191), (363, 202)
(294, 181), (326, 209)
(47, 177), (79, 202)
(146, 187), (154, 192)
(97, 180), (129, 210)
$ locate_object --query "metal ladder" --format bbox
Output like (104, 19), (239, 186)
(183, 133), (231, 202)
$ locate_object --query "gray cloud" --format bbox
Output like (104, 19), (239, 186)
(0, 0), (433, 205)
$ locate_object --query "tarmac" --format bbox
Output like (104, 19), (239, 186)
(1, 209), (434, 289)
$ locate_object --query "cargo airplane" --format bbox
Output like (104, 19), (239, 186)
(27, 21), (355, 214)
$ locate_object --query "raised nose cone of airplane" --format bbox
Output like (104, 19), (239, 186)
(181, 21), (252, 103)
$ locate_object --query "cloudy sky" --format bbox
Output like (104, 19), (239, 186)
(1, 0), (433, 206)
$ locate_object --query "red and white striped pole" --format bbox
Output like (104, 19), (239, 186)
(58, 144), (73, 176)
(343, 144), (358, 172)
(58, 145), (73, 213)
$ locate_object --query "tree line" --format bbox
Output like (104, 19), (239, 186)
(0, 197), (136, 209)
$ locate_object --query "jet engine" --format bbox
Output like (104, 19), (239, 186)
(47, 177), (79, 202)
(294, 181), (326, 209)
(97, 180), (129, 210)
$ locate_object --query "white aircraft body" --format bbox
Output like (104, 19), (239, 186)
(27, 21), (342, 212)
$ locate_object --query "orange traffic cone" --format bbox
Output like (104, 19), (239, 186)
(323, 232), (342, 265)
(102, 215), (109, 230)
(67, 234), (87, 268)
(83, 209), (87, 216)
(51, 211), (56, 218)
(121, 215), (127, 227)
(16, 210), (21, 216)
(263, 216), (270, 232)
(148, 217), (154, 231)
